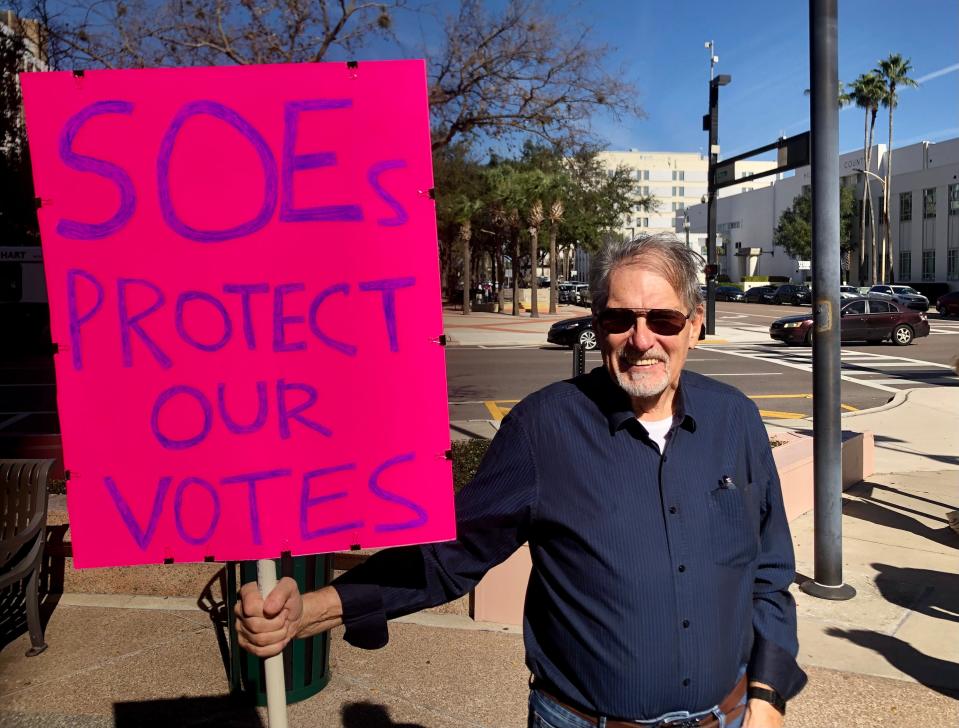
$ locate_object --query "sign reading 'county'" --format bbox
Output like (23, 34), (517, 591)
(20, 61), (455, 568)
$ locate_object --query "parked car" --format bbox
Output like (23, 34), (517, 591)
(771, 284), (811, 306)
(573, 283), (591, 307)
(769, 297), (929, 346)
(936, 290), (959, 317)
(867, 284), (929, 312)
(557, 283), (578, 303)
(839, 285), (860, 300)
(714, 285), (745, 302)
(547, 315), (596, 350)
(743, 285), (777, 304)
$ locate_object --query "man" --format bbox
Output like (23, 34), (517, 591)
(236, 233), (806, 727)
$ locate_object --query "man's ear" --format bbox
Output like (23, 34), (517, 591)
(690, 305), (705, 347)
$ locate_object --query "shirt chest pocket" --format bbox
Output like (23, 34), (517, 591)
(707, 483), (760, 567)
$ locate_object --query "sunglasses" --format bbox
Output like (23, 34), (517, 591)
(596, 307), (691, 336)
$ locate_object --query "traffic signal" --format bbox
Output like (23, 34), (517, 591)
(704, 264), (719, 281)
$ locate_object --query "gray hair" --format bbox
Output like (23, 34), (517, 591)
(590, 232), (704, 314)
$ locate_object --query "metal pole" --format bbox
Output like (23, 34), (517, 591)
(705, 79), (719, 336)
(801, 0), (855, 602)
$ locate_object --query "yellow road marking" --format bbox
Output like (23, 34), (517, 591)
(484, 399), (519, 420)
(748, 393), (859, 418)
(757, 409), (807, 419)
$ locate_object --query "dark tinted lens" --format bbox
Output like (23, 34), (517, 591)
(598, 308), (689, 336)
(646, 309), (688, 335)
(597, 308), (636, 334)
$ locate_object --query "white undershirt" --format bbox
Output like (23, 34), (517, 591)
(639, 414), (675, 454)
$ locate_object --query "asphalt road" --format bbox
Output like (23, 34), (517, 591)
(1, 303), (957, 434)
(447, 302), (959, 422)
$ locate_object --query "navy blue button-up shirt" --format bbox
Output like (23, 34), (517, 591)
(332, 367), (807, 719)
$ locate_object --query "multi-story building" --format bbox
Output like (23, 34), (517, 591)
(683, 138), (959, 291)
(596, 149), (780, 241)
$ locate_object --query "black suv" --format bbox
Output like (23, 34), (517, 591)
(744, 285), (777, 303)
(771, 284), (811, 306)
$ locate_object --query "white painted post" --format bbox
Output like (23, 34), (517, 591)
(257, 559), (289, 728)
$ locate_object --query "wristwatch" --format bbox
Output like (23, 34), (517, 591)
(747, 686), (786, 715)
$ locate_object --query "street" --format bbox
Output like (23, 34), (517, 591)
(1, 303), (957, 436)
(447, 302), (959, 422)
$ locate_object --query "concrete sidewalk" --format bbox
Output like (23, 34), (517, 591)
(0, 308), (956, 727)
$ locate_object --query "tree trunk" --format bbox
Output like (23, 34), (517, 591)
(549, 223), (558, 314)
(461, 222), (472, 315)
(511, 234), (520, 316)
(496, 244), (505, 311)
(859, 108), (869, 286)
(883, 96), (895, 284)
(529, 227), (539, 318)
(867, 110), (878, 286)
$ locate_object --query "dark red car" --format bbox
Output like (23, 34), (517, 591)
(937, 290), (959, 317)
(769, 297), (929, 346)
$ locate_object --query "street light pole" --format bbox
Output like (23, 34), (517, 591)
(856, 167), (889, 284)
(704, 67), (730, 336)
(800, 0), (855, 603)
(683, 211), (690, 249)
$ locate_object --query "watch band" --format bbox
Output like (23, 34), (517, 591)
(747, 686), (786, 715)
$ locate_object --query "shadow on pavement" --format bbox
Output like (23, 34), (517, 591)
(871, 564), (959, 624)
(113, 694), (263, 727)
(869, 434), (959, 468)
(825, 628), (959, 699)
(342, 703), (427, 728)
(840, 492), (959, 549)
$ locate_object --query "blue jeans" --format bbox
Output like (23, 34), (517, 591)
(528, 688), (746, 728)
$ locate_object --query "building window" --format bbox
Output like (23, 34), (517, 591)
(899, 251), (911, 280)
(640, 217), (648, 227)
(671, 202), (685, 212)
(923, 187), (936, 218)
(949, 184), (959, 215)
(922, 250), (935, 281)
(672, 186), (685, 197)
(672, 170), (685, 181)
(948, 249), (958, 281)
(900, 192), (912, 221)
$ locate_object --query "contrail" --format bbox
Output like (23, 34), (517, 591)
(916, 63), (959, 84)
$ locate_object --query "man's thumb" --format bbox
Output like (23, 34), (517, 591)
(263, 576), (297, 617)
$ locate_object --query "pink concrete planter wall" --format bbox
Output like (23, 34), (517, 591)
(470, 431), (875, 626)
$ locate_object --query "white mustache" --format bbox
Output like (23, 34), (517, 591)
(619, 348), (668, 366)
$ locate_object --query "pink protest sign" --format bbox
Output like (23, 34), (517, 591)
(20, 60), (454, 568)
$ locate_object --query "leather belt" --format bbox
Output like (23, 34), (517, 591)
(535, 675), (747, 728)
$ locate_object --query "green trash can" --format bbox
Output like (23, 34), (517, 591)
(227, 554), (332, 706)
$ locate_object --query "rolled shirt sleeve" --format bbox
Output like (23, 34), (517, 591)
(332, 410), (538, 648)
(745, 406), (808, 700)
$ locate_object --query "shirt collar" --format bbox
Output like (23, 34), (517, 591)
(587, 366), (698, 435)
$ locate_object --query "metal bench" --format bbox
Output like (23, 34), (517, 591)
(1, 458), (55, 656)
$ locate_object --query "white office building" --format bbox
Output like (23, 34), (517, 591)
(597, 149), (779, 241)
(683, 137), (959, 291)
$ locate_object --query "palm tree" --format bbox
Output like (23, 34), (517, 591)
(875, 54), (918, 283)
(847, 72), (886, 284)
(547, 199), (564, 314)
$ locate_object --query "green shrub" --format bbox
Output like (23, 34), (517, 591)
(452, 438), (492, 493)
(743, 275), (769, 282)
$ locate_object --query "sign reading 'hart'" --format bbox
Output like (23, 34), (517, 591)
(20, 61), (455, 568)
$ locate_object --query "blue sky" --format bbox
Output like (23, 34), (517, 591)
(384, 0), (958, 159)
